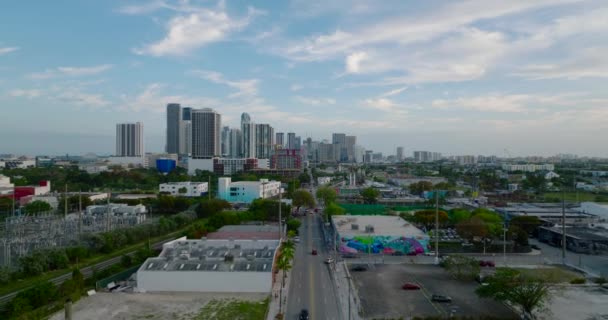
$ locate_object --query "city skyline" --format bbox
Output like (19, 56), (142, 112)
(1, 0), (608, 156)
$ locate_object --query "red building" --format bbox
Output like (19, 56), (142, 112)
(271, 149), (302, 170)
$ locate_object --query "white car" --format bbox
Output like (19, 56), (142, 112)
(324, 257), (334, 264)
(293, 237), (300, 243)
(424, 251), (436, 256)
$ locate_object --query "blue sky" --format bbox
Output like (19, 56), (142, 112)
(1, 0), (607, 156)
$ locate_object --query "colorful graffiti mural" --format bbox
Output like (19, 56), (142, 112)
(339, 235), (430, 255)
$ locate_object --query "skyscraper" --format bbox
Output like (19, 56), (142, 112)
(166, 103), (181, 154)
(180, 121), (191, 155)
(275, 132), (284, 147)
(241, 113), (256, 158)
(221, 126), (231, 157)
(228, 128), (242, 158)
(116, 122), (144, 157)
(182, 107), (192, 121)
(287, 132), (296, 149)
(396, 147), (404, 161)
(191, 108), (221, 159)
(332, 133), (347, 162)
(255, 124), (274, 158)
(345, 135), (356, 162)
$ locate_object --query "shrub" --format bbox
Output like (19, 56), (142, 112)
(570, 278), (586, 284)
(593, 277), (607, 285)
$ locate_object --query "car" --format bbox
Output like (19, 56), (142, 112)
(424, 251), (436, 256)
(531, 244), (541, 250)
(479, 260), (488, 267)
(351, 265), (367, 272)
(486, 260), (495, 267)
(293, 237), (300, 243)
(402, 282), (421, 290)
(299, 309), (309, 320)
(312, 249), (317, 255)
(431, 294), (452, 303)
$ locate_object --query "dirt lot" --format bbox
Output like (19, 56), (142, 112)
(350, 264), (517, 319)
(49, 292), (268, 320)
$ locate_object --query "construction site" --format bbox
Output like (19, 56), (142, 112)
(0, 204), (149, 267)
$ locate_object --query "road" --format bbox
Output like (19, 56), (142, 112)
(286, 213), (341, 320)
(0, 237), (174, 306)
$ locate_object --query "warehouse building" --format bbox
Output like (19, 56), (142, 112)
(136, 237), (279, 293)
(332, 215), (430, 255)
(217, 177), (281, 203)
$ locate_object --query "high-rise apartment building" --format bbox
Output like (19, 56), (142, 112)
(275, 132), (284, 148)
(180, 121), (192, 155)
(241, 113), (256, 158)
(166, 103), (181, 154)
(396, 147), (404, 161)
(116, 122), (144, 157)
(287, 133), (296, 149)
(255, 124), (274, 159)
(332, 133), (347, 162)
(414, 151), (442, 162)
(221, 126), (231, 157)
(228, 128), (242, 158)
(191, 108), (221, 159)
(345, 135), (356, 162)
(318, 143), (339, 163)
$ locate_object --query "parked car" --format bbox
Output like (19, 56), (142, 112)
(324, 257), (334, 264)
(402, 282), (421, 290)
(351, 265), (368, 272)
(424, 251), (436, 256)
(431, 294), (452, 303)
(479, 260), (495, 267)
(312, 249), (317, 255)
(293, 236), (300, 243)
(531, 244), (541, 250)
(299, 309), (309, 320)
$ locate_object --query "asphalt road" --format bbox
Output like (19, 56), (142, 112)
(286, 214), (341, 320)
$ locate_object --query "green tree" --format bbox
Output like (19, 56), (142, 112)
(449, 208), (471, 226)
(24, 200), (52, 214)
(476, 268), (551, 316)
(0, 266), (11, 285)
(316, 186), (337, 205)
(456, 216), (488, 241)
(509, 216), (542, 235)
(292, 189), (316, 209)
(472, 208), (503, 236)
(413, 210), (449, 228)
(121, 254), (133, 268)
(324, 203), (345, 220)
(286, 219), (302, 233)
(442, 254), (480, 280)
(360, 187), (380, 203)
(196, 198), (231, 219)
(287, 230), (296, 238)
(409, 181), (433, 195)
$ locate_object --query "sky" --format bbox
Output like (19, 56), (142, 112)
(1, 0), (607, 157)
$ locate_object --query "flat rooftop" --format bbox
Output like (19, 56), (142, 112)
(541, 226), (608, 241)
(207, 225), (280, 240)
(332, 215), (427, 238)
(140, 238), (278, 272)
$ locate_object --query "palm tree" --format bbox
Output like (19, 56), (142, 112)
(276, 254), (292, 314)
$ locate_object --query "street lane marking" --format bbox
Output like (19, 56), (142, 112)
(418, 280), (446, 316)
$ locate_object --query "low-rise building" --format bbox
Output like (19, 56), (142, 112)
(501, 164), (554, 172)
(19, 195), (59, 209)
(1, 159), (36, 169)
(495, 203), (597, 225)
(108, 156), (147, 168)
(318, 176), (331, 185)
(159, 182), (208, 197)
(136, 237), (279, 293)
(86, 203), (147, 216)
(0, 175), (14, 195)
(11, 181), (51, 200)
(217, 177), (281, 203)
(332, 215), (430, 255)
(538, 226), (608, 254)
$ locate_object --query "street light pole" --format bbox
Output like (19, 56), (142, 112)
(503, 223), (506, 266)
(347, 274), (352, 320)
(561, 188), (566, 265)
(434, 190), (439, 265)
(279, 186), (282, 241)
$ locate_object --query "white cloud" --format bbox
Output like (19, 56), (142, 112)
(345, 52), (368, 74)
(8, 89), (42, 99)
(0, 47), (19, 55)
(380, 86), (407, 97)
(117, 0), (168, 15)
(514, 47), (608, 80)
(290, 84), (303, 91)
(133, 6), (261, 56)
(119, 83), (219, 112)
(294, 96), (336, 106)
(27, 64), (112, 80)
(361, 98), (407, 115)
(190, 69), (259, 98)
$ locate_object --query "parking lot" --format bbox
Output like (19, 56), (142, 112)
(350, 264), (517, 319)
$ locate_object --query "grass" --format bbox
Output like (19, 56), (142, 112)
(542, 192), (598, 202)
(194, 298), (269, 320)
(0, 227), (187, 297)
(505, 267), (582, 283)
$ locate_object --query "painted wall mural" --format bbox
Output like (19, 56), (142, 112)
(338, 235), (430, 255)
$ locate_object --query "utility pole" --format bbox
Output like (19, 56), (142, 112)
(78, 190), (82, 244)
(503, 223), (507, 266)
(562, 188), (566, 265)
(208, 176), (211, 200)
(434, 190), (439, 265)
(64, 184), (68, 217)
(279, 186), (282, 240)
(347, 273), (352, 320)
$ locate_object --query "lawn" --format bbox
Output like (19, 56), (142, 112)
(194, 298), (269, 320)
(505, 267), (582, 283)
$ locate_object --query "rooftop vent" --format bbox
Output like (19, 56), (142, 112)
(365, 225), (375, 233)
(213, 264), (218, 270)
(246, 264), (251, 270)
(351, 224), (359, 230)
(179, 264), (184, 270)
(147, 263), (154, 269)
(196, 264), (201, 270)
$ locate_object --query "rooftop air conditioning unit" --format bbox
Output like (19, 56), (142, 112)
(365, 225), (375, 233)
(351, 224), (359, 230)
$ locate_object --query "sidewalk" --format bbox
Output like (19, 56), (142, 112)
(266, 268), (292, 320)
(334, 261), (363, 320)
